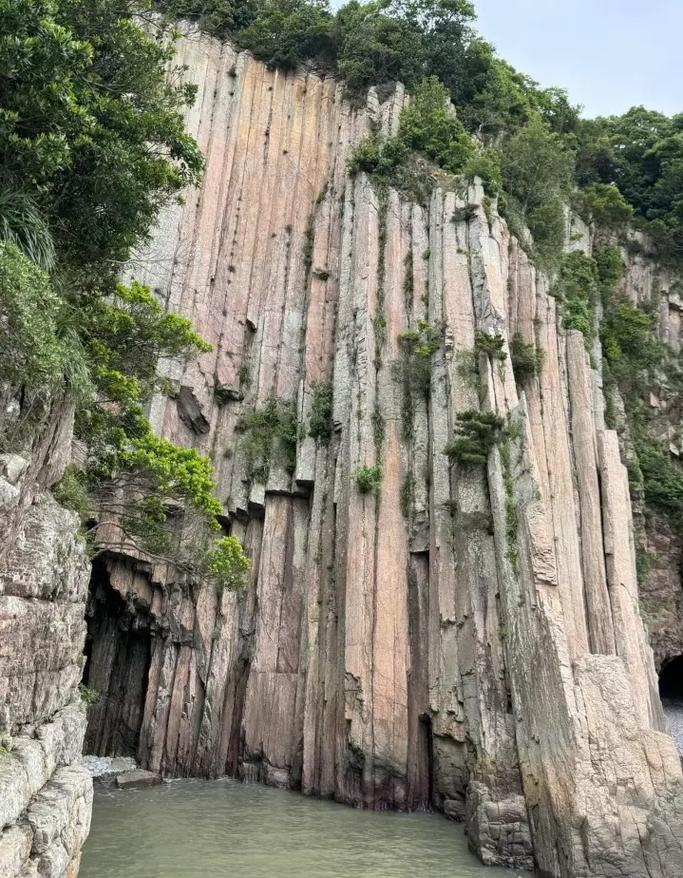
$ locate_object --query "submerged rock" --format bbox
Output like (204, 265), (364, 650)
(115, 770), (162, 790)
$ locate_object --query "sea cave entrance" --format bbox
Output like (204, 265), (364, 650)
(82, 557), (152, 758)
(659, 655), (683, 702)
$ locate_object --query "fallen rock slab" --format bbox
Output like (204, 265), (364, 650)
(115, 770), (161, 790)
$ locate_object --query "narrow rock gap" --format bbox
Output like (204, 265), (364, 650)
(82, 558), (152, 760)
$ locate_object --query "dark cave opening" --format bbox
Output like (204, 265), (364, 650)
(659, 655), (683, 702)
(82, 557), (152, 758)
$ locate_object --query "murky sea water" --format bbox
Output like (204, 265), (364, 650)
(80, 778), (522, 878)
(663, 698), (683, 754)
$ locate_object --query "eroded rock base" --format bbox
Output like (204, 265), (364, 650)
(0, 466), (93, 878)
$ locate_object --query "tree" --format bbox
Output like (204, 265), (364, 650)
(333, 0), (424, 98)
(0, 0), (203, 271)
(576, 107), (683, 257)
(501, 115), (575, 263)
(577, 183), (633, 228)
(238, 0), (334, 71)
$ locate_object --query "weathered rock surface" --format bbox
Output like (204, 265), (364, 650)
(74, 29), (683, 878)
(0, 440), (92, 877)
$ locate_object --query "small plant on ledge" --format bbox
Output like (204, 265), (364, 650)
(510, 334), (544, 383)
(354, 464), (383, 494)
(474, 331), (507, 360)
(444, 411), (506, 465)
(309, 382), (334, 444)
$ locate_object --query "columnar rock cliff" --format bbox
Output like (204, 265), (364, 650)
(2, 25), (681, 878)
(0, 403), (92, 878)
(72, 30), (683, 877)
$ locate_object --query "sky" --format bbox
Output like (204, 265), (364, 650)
(472, 0), (682, 118)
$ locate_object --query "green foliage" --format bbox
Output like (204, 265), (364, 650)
(0, 188), (55, 269)
(397, 320), (441, 393)
(499, 440), (518, 566)
(395, 320), (441, 439)
(399, 474), (413, 518)
(576, 183), (633, 228)
(238, 0), (334, 71)
(0, 242), (89, 405)
(354, 463), (382, 494)
(309, 381), (334, 444)
(601, 300), (661, 373)
(205, 534), (251, 592)
(500, 115), (575, 265)
(236, 398), (299, 482)
(52, 466), (90, 522)
(371, 404), (385, 451)
(555, 251), (599, 345)
(78, 684), (100, 705)
(636, 440), (683, 535)
(474, 331), (506, 360)
(154, 0), (259, 37)
(0, 1), (252, 588)
(510, 334), (543, 384)
(333, 0), (423, 98)
(120, 431), (222, 520)
(0, 0), (203, 270)
(594, 245), (624, 295)
(74, 280), (211, 477)
(348, 76), (500, 199)
(576, 107), (683, 259)
(444, 410), (506, 465)
(398, 77), (475, 175)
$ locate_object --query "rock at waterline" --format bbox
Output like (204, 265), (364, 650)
(116, 770), (162, 790)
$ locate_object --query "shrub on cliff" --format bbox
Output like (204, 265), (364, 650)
(510, 334), (543, 384)
(236, 398), (300, 482)
(354, 464), (382, 494)
(0, 242), (90, 408)
(444, 410), (506, 465)
(309, 382), (334, 444)
(500, 116), (575, 265)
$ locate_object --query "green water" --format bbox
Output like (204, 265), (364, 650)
(80, 778), (521, 878)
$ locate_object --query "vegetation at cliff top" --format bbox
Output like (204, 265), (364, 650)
(158, 0), (683, 267)
(0, 0), (248, 590)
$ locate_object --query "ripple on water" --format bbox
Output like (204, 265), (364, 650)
(663, 698), (683, 755)
(80, 778), (526, 878)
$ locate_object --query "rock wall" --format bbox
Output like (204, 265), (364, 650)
(84, 29), (683, 878)
(0, 416), (93, 878)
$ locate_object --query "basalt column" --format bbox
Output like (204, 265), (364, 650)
(98, 27), (683, 878)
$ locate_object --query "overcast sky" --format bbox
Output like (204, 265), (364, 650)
(472, 0), (681, 118)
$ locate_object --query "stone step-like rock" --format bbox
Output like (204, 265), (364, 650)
(115, 770), (162, 790)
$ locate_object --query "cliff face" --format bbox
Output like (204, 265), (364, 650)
(0, 403), (92, 878)
(76, 30), (683, 876)
(0, 26), (664, 878)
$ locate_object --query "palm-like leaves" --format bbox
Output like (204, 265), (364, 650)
(0, 186), (56, 270)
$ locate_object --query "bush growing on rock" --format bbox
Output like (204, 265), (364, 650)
(445, 410), (506, 465)
(354, 464), (383, 494)
(309, 382), (334, 444)
(510, 334), (544, 384)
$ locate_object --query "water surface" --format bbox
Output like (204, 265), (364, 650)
(81, 777), (522, 878)
(663, 698), (683, 754)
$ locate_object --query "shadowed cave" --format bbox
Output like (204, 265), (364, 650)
(82, 558), (152, 757)
(660, 655), (683, 702)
